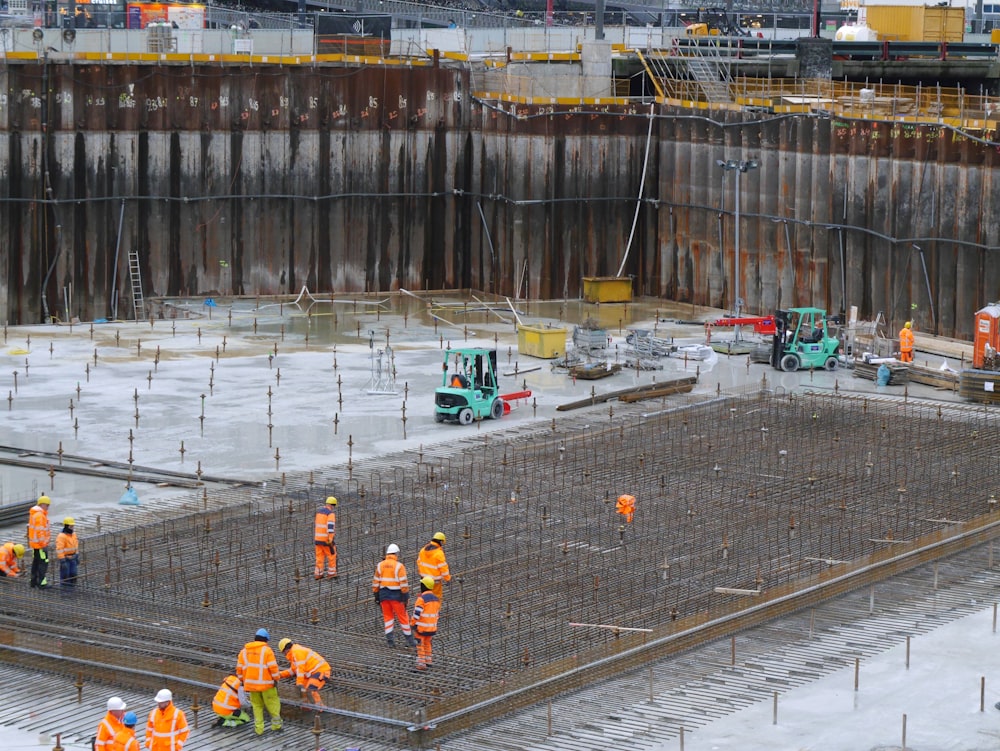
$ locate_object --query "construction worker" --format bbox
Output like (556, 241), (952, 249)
(277, 638), (331, 706)
(616, 494), (636, 524)
(57, 516), (79, 587)
(211, 674), (250, 727)
(0, 542), (25, 577)
(416, 532), (451, 600)
(411, 576), (441, 671)
(94, 696), (127, 751)
(899, 321), (914, 363)
(236, 628), (283, 735)
(110, 712), (139, 751)
(27, 494), (51, 588)
(145, 689), (188, 751)
(372, 543), (416, 647)
(314, 496), (337, 580)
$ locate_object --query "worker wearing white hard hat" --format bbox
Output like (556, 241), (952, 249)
(372, 543), (416, 647)
(146, 688), (189, 751)
(94, 696), (127, 751)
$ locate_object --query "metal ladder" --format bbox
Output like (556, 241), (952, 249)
(127, 249), (144, 321)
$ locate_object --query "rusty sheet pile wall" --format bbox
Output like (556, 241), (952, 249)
(1, 60), (998, 338)
(3, 390), (1000, 742)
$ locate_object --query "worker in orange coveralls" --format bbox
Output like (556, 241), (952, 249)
(372, 543), (417, 648)
(616, 494), (636, 523)
(277, 638), (331, 706)
(27, 494), (51, 588)
(416, 531), (451, 600)
(94, 696), (128, 751)
(411, 576), (441, 672)
(899, 321), (914, 363)
(0, 542), (25, 577)
(236, 628), (283, 735)
(314, 496), (337, 580)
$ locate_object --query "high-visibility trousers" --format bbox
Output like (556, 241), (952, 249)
(379, 599), (411, 635)
(415, 632), (434, 669)
(247, 688), (282, 735)
(314, 543), (337, 578)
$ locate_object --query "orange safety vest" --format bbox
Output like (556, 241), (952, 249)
(280, 644), (330, 685)
(110, 727), (139, 751)
(372, 554), (409, 601)
(237, 640), (281, 692)
(314, 506), (335, 544)
(899, 327), (914, 352)
(413, 591), (440, 635)
(28, 505), (50, 549)
(0, 543), (20, 576)
(95, 713), (124, 751)
(145, 703), (189, 751)
(212, 675), (242, 715)
(57, 531), (78, 559)
(416, 541), (450, 584)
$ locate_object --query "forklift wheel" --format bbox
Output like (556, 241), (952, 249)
(490, 398), (504, 420)
(823, 357), (838, 371)
(458, 408), (474, 425)
(780, 354), (799, 372)
(435, 413), (446, 423)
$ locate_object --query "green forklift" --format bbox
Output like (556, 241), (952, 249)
(770, 308), (841, 372)
(434, 347), (505, 424)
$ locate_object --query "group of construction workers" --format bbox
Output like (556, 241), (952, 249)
(94, 690), (188, 751)
(314, 495), (450, 671)
(229, 627), (333, 735)
(1, 495), (79, 588)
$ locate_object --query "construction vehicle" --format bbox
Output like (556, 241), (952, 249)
(434, 347), (505, 424)
(769, 307), (841, 372)
(681, 8), (750, 36)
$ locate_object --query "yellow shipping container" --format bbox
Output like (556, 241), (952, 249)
(517, 324), (567, 359)
(864, 5), (965, 42)
(582, 276), (633, 303)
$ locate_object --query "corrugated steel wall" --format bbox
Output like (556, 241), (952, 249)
(1, 61), (998, 338)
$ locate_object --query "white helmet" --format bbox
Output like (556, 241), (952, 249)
(107, 697), (127, 711)
(386, 543), (400, 555)
(155, 689), (172, 703)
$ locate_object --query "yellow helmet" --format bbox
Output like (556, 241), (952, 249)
(420, 576), (436, 589)
(278, 638), (292, 652)
(37, 495), (51, 506)
(325, 496), (337, 506)
(904, 321), (911, 329)
(12, 544), (25, 557)
(63, 517), (75, 526)
(432, 532), (446, 543)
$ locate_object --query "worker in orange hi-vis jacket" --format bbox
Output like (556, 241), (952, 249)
(313, 496), (337, 580)
(277, 638), (331, 706)
(95, 696), (128, 751)
(411, 576), (441, 672)
(616, 494), (636, 523)
(372, 543), (417, 648)
(0, 542), (25, 578)
(899, 321), (914, 363)
(27, 494), (52, 588)
(416, 532), (451, 600)
(145, 689), (188, 751)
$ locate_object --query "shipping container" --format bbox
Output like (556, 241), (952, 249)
(862, 5), (965, 41)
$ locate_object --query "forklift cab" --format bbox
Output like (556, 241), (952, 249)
(771, 308), (841, 372)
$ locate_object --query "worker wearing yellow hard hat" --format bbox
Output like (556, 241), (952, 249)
(899, 320), (914, 363)
(277, 638), (331, 706)
(57, 516), (79, 587)
(0, 541), (26, 578)
(417, 531), (451, 600)
(28, 495), (52, 588)
(313, 496), (338, 580)
(411, 575), (441, 671)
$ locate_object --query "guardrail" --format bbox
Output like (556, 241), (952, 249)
(675, 36), (999, 61)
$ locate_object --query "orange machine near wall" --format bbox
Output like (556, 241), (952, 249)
(972, 304), (1000, 369)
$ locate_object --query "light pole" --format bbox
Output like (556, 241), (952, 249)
(716, 159), (758, 325)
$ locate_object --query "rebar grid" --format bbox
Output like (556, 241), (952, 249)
(10, 389), (1000, 735)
